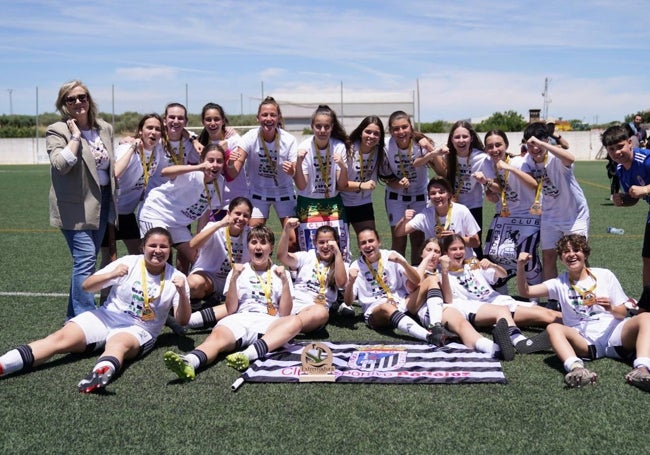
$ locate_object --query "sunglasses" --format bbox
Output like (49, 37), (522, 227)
(65, 94), (88, 105)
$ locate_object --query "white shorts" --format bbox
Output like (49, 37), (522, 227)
(581, 317), (628, 359)
(215, 312), (278, 347)
(540, 218), (589, 250)
(138, 219), (193, 244)
(250, 194), (296, 220)
(384, 195), (426, 227)
(70, 309), (156, 356)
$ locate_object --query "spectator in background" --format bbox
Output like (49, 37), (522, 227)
(545, 118), (569, 149)
(602, 124), (650, 286)
(629, 114), (647, 148)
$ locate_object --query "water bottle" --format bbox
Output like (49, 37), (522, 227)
(607, 226), (625, 235)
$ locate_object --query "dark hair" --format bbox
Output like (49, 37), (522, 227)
(161, 102), (188, 160)
(201, 143), (226, 162)
(315, 225), (340, 288)
(55, 80), (99, 128)
(135, 113), (163, 139)
(143, 226), (173, 245)
(228, 196), (253, 213)
(347, 115), (385, 175)
(258, 96), (284, 129)
(445, 120), (484, 193)
(248, 224), (275, 246)
(356, 227), (380, 244)
(427, 176), (453, 193)
(601, 125), (631, 147)
(555, 234), (591, 260)
(198, 103), (229, 146)
(439, 233), (465, 254)
(523, 122), (550, 141)
(311, 105), (349, 149)
(484, 129), (510, 148)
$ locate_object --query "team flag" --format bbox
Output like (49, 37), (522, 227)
(240, 341), (506, 385)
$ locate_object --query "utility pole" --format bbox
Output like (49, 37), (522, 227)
(542, 77), (551, 120)
(7, 89), (13, 115)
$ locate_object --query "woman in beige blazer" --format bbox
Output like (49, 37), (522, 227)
(47, 80), (117, 319)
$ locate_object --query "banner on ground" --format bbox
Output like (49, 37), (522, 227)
(240, 341), (506, 385)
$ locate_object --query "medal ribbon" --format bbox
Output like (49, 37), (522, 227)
(531, 154), (547, 210)
(140, 259), (165, 320)
(259, 129), (280, 184)
(168, 140), (184, 165)
(363, 256), (394, 301)
(314, 138), (332, 198)
(496, 156), (510, 213)
(225, 226), (234, 267)
(139, 146), (155, 188)
(255, 266), (276, 315)
(396, 140), (412, 181)
(569, 268), (597, 304)
(435, 202), (454, 234)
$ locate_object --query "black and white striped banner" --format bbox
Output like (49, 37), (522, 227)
(241, 341), (506, 384)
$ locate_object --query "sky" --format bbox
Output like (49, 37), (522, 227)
(0, 0), (648, 124)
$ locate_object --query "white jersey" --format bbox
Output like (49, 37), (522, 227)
(544, 268), (628, 343)
(340, 141), (381, 207)
(223, 263), (293, 314)
(521, 152), (589, 225)
(297, 136), (346, 199)
(453, 149), (487, 210)
(350, 249), (410, 313)
(291, 250), (342, 308)
(100, 255), (188, 337)
(190, 224), (250, 294)
(148, 138), (200, 189)
(139, 171), (225, 228)
(408, 202), (479, 258)
(114, 143), (164, 214)
(481, 155), (536, 218)
(238, 127), (297, 198)
(447, 262), (516, 308)
(384, 137), (429, 198)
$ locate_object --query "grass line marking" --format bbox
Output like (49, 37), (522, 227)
(0, 291), (68, 298)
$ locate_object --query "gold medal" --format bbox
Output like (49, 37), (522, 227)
(386, 298), (397, 306)
(314, 293), (327, 306)
(435, 225), (444, 236)
(500, 207), (510, 217)
(141, 306), (155, 321)
(582, 292), (597, 307)
(466, 258), (480, 270)
(529, 203), (542, 216)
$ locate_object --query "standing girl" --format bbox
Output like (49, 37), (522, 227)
(47, 80), (117, 318)
(227, 97), (298, 245)
(435, 120), (487, 257)
(340, 116), (385, 235)
(383, 110), (446, 264)
(294, 105), (350, 258)
(138, 144), (226, 274)
(472, 130), (542, 287)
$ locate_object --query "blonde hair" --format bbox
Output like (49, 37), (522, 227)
(54, 80), (99, 128)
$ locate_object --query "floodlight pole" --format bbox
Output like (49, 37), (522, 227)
(7, 89), (13, 115)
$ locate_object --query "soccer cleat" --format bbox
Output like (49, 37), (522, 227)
(226, 352), (250, 371)
(77, 366), (112, 393)
(564, 367), (598, 388)
(163, 351), (195, 381)
(625, 366), (650, 392)
(337, 303), (356, 318)
(515, 330), (552, 354)
(426, 323), (452, 347)
(492, 318), (515, 361)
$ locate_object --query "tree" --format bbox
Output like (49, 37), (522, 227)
(476, 111), (527, 132)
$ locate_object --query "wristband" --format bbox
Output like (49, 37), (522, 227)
(70, 134), (81, 142)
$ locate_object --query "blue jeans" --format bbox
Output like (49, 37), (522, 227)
(61, 187), (112, 318)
